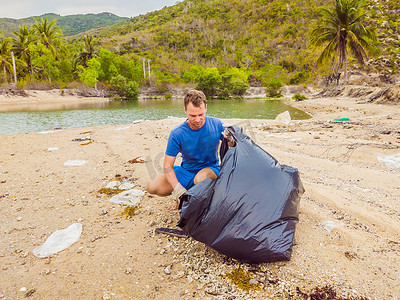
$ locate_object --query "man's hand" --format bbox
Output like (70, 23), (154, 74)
(223, 127), (235, 147)
(171, 183), (186, 210)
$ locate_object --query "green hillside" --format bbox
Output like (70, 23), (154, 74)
(0, 12), (127, 37)
(85, 0), (398, 84)
(96, 0), (327, 78)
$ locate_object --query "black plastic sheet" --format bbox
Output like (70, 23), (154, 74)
(177, 125), (304, 263)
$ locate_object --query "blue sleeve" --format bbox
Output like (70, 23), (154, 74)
(219, 119), (225, 140)
(165, 131), (180, 157)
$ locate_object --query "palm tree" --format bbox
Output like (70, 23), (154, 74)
(32, 17), (62, 58)
(310, 0), (376, 81)
(0, 37), (13, 81)
(12, 25), (36, 75)
(77, 35), (98, 67)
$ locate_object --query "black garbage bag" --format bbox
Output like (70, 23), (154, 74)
(177, 125), (304, 263)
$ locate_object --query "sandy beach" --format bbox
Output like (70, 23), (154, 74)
(0, 88), (399, 299)
(0, 89), (110, 112)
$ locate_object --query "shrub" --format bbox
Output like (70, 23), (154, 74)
(113, 94), (122, 101)
(289, 70), (310, 85)
(292, 93), (307, 101)
(230, 78), (249, 96)
(195, 67), (222, 97)
(16, 79), (28, 90)
(194, 67), (249, 98)
(110, 74), (139, 100)
(266, 78), (283, 98)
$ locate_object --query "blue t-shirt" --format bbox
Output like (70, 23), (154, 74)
(166, 116), (225, 172)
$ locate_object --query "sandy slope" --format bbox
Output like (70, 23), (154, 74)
(0, 93), (399, 299)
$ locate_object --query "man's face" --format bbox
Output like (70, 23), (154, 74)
(185, 102), (207, 130)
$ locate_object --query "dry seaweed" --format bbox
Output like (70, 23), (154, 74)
(222, 267), (261, 292)
(128, 157), (147, 164)
(97, 188), (120, 196)
(116, 205), (140, 219)
(296, 285), (369, 300)
(72, 137), (91, 142)
(24, 288), (36, 297)
(114, 174), (128, 181)
(344, 251), (358, 260)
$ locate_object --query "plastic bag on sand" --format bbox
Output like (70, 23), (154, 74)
(177, 126), (304, 263)
(377, 153), (400, 169)
(109, 189), (145, 205)
(275, 110), (291, 125)
(63, 160), (88, 166)
(320, 220), (344, 232)
(33, 223), (82, 258)
(106, 181), (135, 190)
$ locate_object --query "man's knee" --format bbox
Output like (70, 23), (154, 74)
(146, 181), (156, 194)
(194, 168), (217, 184)
(146, 174), (173, 196)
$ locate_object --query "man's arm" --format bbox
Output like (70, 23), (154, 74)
(164, 154), (186, 209)
(163, 154), (179, 189)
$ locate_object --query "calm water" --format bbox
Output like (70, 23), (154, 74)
(0, 98), (310, 136)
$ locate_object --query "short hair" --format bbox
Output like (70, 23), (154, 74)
(184, 90), (207, 109)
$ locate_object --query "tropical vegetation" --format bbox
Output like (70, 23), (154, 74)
(310, 0), (377, 80)
(0, 0), (396, 100)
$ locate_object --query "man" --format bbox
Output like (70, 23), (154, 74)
(146, 89), (234, 209)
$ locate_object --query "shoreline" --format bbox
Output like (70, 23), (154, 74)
(0, 89), (110, 113)
(0, 89), (399, 299)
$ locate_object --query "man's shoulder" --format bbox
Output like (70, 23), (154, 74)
(206, 116), (223, 125)
(169, 120), (189, 140)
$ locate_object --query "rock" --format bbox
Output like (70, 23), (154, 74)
(275, 111), (291, 125)
(99, 209), (108, 216)
(249, 278), (258, 285)
(164, 265), (172, 275)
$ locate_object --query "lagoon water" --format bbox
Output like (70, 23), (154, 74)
(0, 98), (310, 136)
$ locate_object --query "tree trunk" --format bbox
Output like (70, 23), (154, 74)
(344, 51), (348, 83)
(3, 63), (7, 81)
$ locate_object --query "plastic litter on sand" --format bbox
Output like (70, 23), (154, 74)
(105, 181), (135, 190)
(319, 221), (344, 232)
(109, 189), (145, 206)
(377, 153), (400, 169)
(63, 160), (88, 166)
(33, 223), (82, 258)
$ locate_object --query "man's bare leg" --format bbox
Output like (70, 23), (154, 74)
(146, 174), (173, 196)
(148, 168), (217, 195)
(194, 168), (218, 185)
